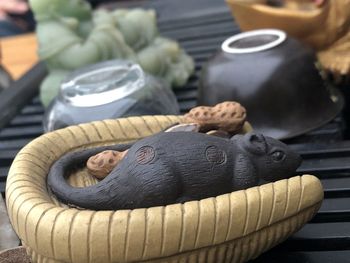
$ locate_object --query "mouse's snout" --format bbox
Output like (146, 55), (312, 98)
(266, 148), (302, 181)
(257, 135), (303, 182)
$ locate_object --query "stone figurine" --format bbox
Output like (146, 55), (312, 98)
(29, 0), (194, 107)
(227, 0), (350, 77)
(47, 131), (301, 210)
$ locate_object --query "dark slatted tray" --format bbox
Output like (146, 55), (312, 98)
(1, 1), (350, 262)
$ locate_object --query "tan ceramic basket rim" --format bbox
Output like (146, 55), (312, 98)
(5, 116), (323, 263)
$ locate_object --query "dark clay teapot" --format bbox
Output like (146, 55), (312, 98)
(199, 29), (344, 140)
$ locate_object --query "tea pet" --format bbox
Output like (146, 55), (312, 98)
(85, 101), (248, 179)
(47, 132), (301, 210)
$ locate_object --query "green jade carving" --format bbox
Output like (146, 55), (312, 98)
(29, 0), (194, 107)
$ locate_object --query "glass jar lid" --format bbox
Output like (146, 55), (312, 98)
(60, 60), (145, 107)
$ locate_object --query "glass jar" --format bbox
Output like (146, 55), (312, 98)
(43, 60), (180, 132)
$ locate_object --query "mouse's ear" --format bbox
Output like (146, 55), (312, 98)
(243, 133), (268, 155)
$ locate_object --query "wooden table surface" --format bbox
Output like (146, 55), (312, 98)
(0, 33), (38, 80)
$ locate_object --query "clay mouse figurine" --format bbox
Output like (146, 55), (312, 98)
(47, 132), (301, 210)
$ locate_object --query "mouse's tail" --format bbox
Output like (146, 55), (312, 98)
(47, 143), (131, 210)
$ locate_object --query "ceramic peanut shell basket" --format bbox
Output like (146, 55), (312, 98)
(5, 116), (323, 263)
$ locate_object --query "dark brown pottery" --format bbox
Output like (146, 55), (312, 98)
(47, 131), (301, 210)
(199, 29), (344, 140)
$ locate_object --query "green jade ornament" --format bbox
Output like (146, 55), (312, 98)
(29, 0), (194, 107)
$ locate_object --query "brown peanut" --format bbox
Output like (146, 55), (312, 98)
(87, 150), (128, 179)
(183, 101), (246, 133)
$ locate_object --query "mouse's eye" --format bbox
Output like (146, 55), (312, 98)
(271, 151), (285, 162)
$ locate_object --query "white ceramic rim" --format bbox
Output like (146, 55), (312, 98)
(221, 29), (287, 54)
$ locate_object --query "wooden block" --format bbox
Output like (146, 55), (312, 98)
(0, 33), (38, 80)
